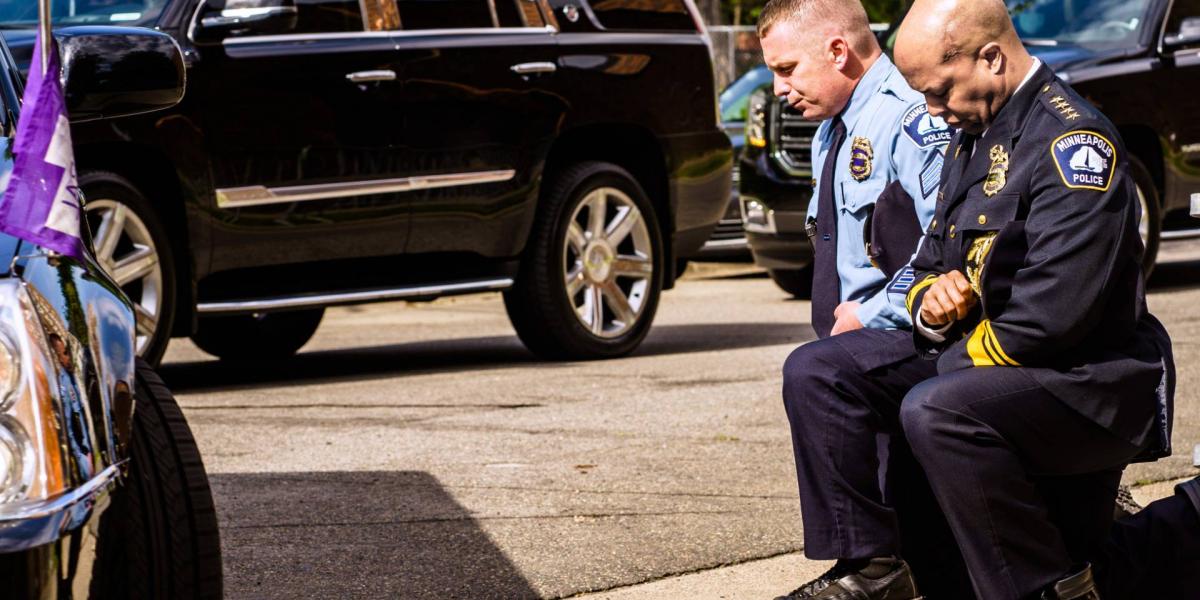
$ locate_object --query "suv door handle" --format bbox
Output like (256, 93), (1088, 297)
(510, 62), (557, 75)
(346, 70), (397, 83)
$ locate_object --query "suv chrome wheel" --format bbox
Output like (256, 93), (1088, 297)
(562, 187), (654, 339)
(86, 199), (163, 355)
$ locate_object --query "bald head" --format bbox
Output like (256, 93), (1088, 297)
(897, 0), (1020, 67)
(893, 0), (1033, 134)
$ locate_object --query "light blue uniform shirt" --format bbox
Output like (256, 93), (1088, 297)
(809, 54), (952, 330)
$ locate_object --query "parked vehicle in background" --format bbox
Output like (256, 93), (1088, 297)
(740, 0), (1200, 296)
(690, 64), (772, 264)
(0, 27), (221, 599)
(0, 0), (732, 364)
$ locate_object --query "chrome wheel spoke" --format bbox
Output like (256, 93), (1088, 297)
(566, 222), (586, 254)
(585, 191), (607, 239)
(94, 204), (126, 265)
(601, 281), (635, 325)
(612, 255), (653, 278)
(587, 285), (604, 335)
(606, 206), (638, 246)
(565, 264), (586, 297)
(113, 246), (158, 286)
(134, 303), (158, 338)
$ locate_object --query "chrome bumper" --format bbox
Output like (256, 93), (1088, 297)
(0, 464), (121, 553)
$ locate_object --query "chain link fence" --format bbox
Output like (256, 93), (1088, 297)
(707, 25), (762, 92)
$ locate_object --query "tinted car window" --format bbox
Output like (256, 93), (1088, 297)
(397, 0), (495, 29)
(1008, 0), (1152, 49)
(588, 0), (694, 31)
(290, 0), (368, 33)
(0, 0), (168, 27)
(496, 0), (546, 27)
(720, 65), (771, 123)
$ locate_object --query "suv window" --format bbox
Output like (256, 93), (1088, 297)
(588, 0), (695, 31)
(289, 0), (369, 33)
(496, 0), (547, 28)
(397, 0), (495, 29)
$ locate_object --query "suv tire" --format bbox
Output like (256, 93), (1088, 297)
(81, 171), (175, 367)
(191, 309), (325, 361)
(1129, 156), (1161, 279)
(92, 358), (222, 599)
(768, 267), (813, 299)
(505, 161), (663, 359)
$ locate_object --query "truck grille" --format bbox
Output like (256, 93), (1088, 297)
(773, 101), (820, 176)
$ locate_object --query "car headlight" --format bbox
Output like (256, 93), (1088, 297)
(746, 88), (770, 149)
(0, 280), (69, 512)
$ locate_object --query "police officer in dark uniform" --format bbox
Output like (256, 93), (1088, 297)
(776, 1), (1174, 598)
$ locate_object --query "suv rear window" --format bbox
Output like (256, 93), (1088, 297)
(588, 0), (695, 31)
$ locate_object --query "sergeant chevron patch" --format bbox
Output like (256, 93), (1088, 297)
(1051, 131), (1116, 192)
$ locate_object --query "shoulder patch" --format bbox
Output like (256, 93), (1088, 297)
(1051, 130), (1117, 192)
(901, 104), (953, 149)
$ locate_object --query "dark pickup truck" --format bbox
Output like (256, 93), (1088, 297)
(1, 0), (732, 363)
(740, 0), (1200, 295)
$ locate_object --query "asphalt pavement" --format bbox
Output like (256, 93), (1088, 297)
(157, 261), (1200, 599)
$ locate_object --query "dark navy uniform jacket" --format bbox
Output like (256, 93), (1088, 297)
(900, 64), (1173, 449)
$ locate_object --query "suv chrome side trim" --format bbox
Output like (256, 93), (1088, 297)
(222, 26), (555, 46)
(215, 169), (516, 208)
(196, 277), (515, 315)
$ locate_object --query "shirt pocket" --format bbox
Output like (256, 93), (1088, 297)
(840, 179), (886, 268)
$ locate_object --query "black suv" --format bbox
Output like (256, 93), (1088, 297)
(740, 0), (1200, 294)
(0, 0), (732, 364)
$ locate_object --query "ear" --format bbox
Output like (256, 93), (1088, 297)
(979, 42), (1005, 75)
(829, 36), (851, 71)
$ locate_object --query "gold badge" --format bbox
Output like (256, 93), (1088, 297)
(849, 137), (873, 182)
(983, 145), (1009, 197)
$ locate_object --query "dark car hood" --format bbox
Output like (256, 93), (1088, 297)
(1024, 43), (1145, 78)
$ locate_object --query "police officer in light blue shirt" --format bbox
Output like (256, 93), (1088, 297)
(760, 0), (952, 337)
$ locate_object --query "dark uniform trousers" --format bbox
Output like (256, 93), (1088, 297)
(779, 65), (1175, 599)
(783, 328), (1145, 600)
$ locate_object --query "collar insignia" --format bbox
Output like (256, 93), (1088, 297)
(1050, 95), (1080, 121)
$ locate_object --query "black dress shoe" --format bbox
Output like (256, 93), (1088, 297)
(1040, 564), (1099, 600)
(774, 557), (921, 600)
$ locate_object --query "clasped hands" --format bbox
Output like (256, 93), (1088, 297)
(919, 270), (978, 328)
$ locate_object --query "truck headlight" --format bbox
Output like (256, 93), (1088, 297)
(746, 88), (770, 149)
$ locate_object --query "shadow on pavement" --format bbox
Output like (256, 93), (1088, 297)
(1148, 260), (1200, 291)
(159, 322), (815, 393)
(213, 471), (539, 599)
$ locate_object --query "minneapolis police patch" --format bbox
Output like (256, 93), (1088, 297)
(901, 104), (953, 149)
(1051, 130), (1117, 192)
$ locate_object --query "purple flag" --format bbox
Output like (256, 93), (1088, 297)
(0, 31), (84, 260)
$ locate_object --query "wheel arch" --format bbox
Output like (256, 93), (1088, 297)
(540, 123), (678, 286)
(76, 142), (196, 337)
